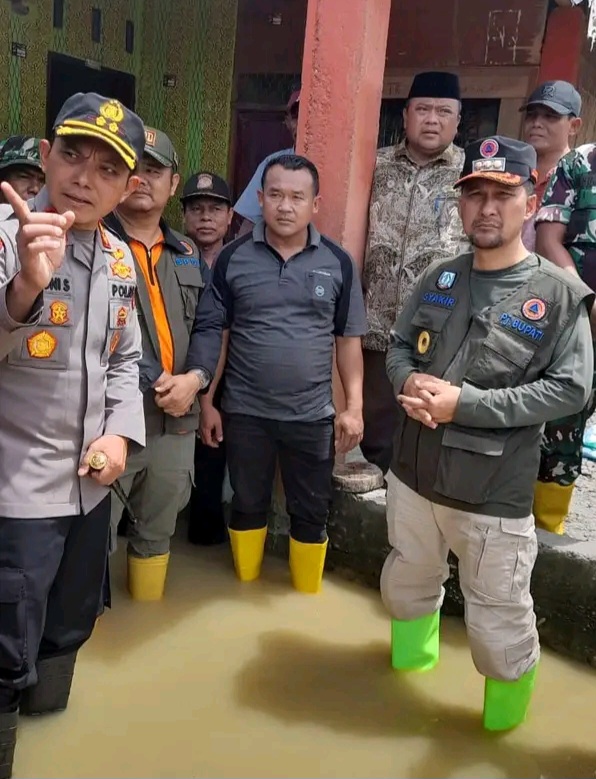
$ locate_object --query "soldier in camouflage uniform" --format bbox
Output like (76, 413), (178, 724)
(534, 143), (596, 534)
(362, 71), (467, 473)
(0, 136), (44, 203)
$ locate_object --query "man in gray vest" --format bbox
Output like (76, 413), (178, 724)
(105, 127), (211, 602)
(382, 137), (593, 732)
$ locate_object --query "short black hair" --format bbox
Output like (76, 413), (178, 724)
(261, 154), (320, 196)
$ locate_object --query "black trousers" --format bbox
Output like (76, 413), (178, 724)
(188, 379), (228, 545)
(224, 413), (335, 544)
(188, 436), (228, 544)
(361, 348), (400, 474)
(0, 496), (110, 702)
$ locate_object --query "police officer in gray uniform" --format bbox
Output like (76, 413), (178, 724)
(0, 93), (146, 779)
(382, 137), (593, 732)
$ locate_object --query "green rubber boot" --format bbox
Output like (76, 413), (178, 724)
(391, 612), (440, 671)
(483, 665), (538, 731)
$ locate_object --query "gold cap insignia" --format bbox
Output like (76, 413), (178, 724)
(49, 300), (69, 326)
(197, 174), (213, 190)
(145, 129), (156, 147)
(96, 100), (124, 134)
(27, 330), (57, 359)
(417, 330), (431, 355)
(111, 259), (133, 280)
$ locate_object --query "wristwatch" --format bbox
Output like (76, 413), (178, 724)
(188, 367), (211, 390)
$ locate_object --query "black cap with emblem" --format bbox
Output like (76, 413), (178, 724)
(180, 171), (231, 205)
(520, 80), (582, 117)
(53, 92), (145, 171)
(455, 136), (538, 188)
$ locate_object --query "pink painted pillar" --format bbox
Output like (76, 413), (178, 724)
(538, 6), (586, 86)
(296, 0), (392, 270)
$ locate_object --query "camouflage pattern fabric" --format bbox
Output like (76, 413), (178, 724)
(535, 144), (596, 292)
(363, 141), (468, 352)
(538, 387), (596, 486)
(535, 146), (596, 486)
(0, 135), (42, 171)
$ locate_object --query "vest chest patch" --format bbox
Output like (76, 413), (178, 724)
(174, 257), (200, 268)
(422, 291), (456, 309)
(499, 313), (544, 343)
(436, 271), (457, 290)
(521, 297), (547, 322)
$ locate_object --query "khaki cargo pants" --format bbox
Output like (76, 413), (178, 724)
(110, 432), (195, 557)
(381, 472), (540, 681)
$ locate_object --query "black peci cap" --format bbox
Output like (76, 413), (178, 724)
(455, 136), (538, 188)
(408, 71), (461, 101)
(521, 80), (582, 117)
(180, 171), (231, 204)
(53, 92), (145, 170)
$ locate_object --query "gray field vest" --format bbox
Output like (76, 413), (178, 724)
(104, 216), (206, 435)
(391, 252), (594, 518)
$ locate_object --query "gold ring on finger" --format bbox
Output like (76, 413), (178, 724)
(89, 451), (109, 471)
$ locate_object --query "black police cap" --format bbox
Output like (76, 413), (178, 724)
(181, 171), (231, 204)
(53, 92), (145, 171)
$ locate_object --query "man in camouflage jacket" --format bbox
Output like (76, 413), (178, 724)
(535, 142), (596, 534)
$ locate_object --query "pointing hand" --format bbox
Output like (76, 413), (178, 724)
(1, 181), (75, 294)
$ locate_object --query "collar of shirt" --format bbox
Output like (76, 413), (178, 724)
(31, 187), (53, 213)
(104, 212), (189, 254)
(394, 139), (461, 168)
(536, 167), (556, 205)
(252, 220), (321, 249)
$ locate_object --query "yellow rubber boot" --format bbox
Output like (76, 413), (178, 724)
(289, 538), (328, 594)
(533, 481), (574, 535)
(228, 527), (268, 582)
(127, 553), (170, 601)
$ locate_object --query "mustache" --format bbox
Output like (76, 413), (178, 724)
(472, 221), (501, 229)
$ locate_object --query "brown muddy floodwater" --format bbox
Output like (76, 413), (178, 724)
(14, 537), (596, 779)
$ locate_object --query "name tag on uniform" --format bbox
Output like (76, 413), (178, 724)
(174, 257), (200, 268)
(499, 313), (544, 343)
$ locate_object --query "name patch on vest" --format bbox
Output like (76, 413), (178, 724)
(499, 313), (544, 342)
(422, 292), (456, 308)
(174, 257), (200, 268)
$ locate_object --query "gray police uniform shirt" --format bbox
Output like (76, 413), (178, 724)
(0, 188), (145, 519)
(187, 222), (367, 422)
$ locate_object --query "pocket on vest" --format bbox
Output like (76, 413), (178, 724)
(434, 426), (505, 504)
(464, 327), (537, 390)
(410, 306), (453, 366)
